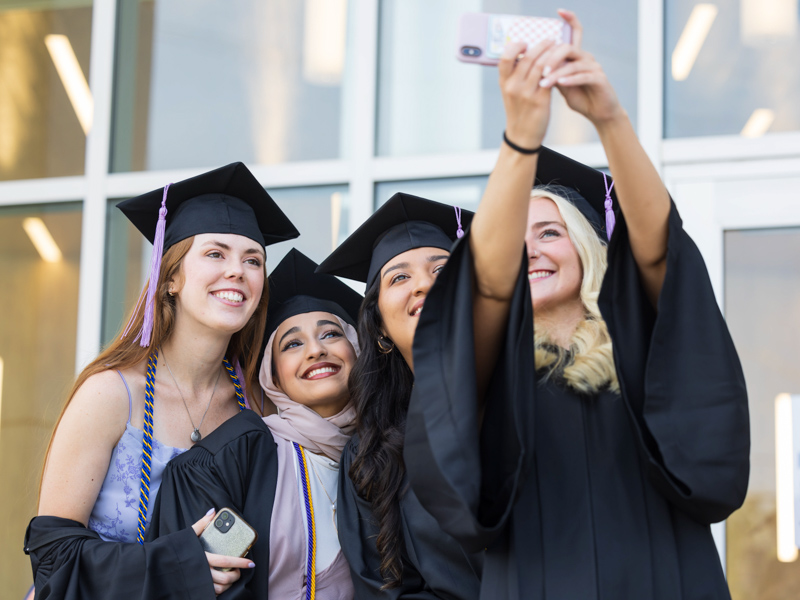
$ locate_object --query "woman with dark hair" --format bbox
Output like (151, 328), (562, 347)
(317, 194), (481, 598)
(24, 163), (299, 599)
(404, 11), (749, 600)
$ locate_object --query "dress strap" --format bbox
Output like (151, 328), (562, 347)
(115, 370), (133, 424)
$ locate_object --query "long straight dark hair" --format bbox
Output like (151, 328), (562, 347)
(348, 278), (414, 589)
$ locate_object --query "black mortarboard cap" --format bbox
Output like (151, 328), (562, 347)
(266, 249), (363, 340)
(534, 146), (617, 240)
(116, 162), (299, 248)
(316, 193), (474, 286)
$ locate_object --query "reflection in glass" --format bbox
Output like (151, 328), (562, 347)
(0, 202), (82, 597)
(725, 227), (800, 599)
(0, 2), (93, 181)
(376, 176), (488, 213)
(666, 0), (800, 138)
(111, 0), (353, 172)
(377, 0), (638, 156)
(102, 186), (350, 343)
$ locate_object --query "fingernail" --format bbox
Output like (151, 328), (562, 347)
(540, 78), (551, 88)
(248, 562), (256, 568)
(206, 508), (215, 516)
(557, 78), (569, 84)
(542, 66), (551, 77)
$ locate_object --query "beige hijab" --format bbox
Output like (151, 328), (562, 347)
(259, 315), (359, 461)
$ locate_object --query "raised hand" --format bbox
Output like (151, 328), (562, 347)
(539, 10), (625, 126)
(498, 39), (556, 150)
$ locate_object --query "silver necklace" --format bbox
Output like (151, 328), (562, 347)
(161, 347), (222, 443)
(304, 449), (338, 534)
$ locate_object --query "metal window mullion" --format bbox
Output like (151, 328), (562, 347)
(74, 0), (117, 372)
(638, 0), (664, 177)
(0, 177), (87, 206)
(348, 0), (379, 229)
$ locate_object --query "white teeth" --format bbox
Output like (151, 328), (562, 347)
(412, 307), (422, 316)
(305, 367), (338, 378)
(214, 291), (244, 302)
(528, 271), (553, 280)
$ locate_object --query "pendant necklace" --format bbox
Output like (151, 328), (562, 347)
(161, 347), (223, 443)
(305, 449), (338, 534)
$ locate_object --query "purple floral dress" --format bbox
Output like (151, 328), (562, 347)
(87, 371), (186, 542)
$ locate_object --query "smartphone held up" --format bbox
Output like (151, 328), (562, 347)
(457, 12), (572, 66)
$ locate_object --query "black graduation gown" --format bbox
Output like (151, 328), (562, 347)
(403, 204), (750, 599)
(338, 435), (482, 599)
(24, 513), (212, 599)
(147, 408), (279, 599)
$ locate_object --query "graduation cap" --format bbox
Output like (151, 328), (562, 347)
(535, 146), (617, 241)
(265, 248), (363, 340)
(316, 193), (474, 286)
(116, 162), (300, 347)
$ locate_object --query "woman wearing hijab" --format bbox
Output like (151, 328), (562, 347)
(317, 194), (482, 599)
(149, 248), (362, 599)
(24, 163), (299, 599)
(403, 11), (749, 600)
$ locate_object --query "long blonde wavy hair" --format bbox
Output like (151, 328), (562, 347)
(531, 187), (619, 394)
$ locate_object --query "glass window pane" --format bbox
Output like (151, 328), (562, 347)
(377, 1), (638, 156)
(0, 2), (93, 181)
(666, 1), (800, 138)
(376, 176), (488, 212)
(0, 201), (82, 597)
(266, 185), (351, 272)
(111, 0), (354, 172)
(725, 227), (800, 598)
(102, 186), (350, 343)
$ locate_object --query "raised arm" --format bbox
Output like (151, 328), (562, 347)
(470, 40), (554, 395)
(541, 10), (670, 305)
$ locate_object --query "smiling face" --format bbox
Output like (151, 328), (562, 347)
(271, 311), (357, 417)
(525, 197), (583, 316)
(170, 233), (265, 336)
(376, 246), (450, 368)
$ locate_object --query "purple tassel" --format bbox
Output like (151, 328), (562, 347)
(234, 359), (250, 408)
(603, 173), (615, 241)
(137, 184), (171, 347)
(454, 206), (464, 239)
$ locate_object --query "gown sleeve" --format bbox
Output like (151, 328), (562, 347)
(405, 202), (750, 556)
(403, 231), (535, 554)
(24, 516), (213, 600)
(599, 202), (750, 524)
(147, 409), (278, 600)
(338, 439), (479, 599)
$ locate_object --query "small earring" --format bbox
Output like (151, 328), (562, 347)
(168, 289), (175, 297)
(377, 336), (394, 354)
(531, 249), (540, 259)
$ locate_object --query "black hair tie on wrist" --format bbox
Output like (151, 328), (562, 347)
(502, 131), (541, 155)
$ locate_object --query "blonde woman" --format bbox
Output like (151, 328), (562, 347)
(404, 11), (749, 600)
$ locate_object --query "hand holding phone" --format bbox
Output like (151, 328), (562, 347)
(457, 12), (572, 66)
(199, 508), (258, 571)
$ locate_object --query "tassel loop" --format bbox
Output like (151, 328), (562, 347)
(602, 173), (615, 241)
(454, 206), (464, 239)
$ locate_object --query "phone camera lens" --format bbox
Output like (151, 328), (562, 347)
(220, 512), (229, 520)
(215, 518), (224, 528)
(461, 46), (481, 57)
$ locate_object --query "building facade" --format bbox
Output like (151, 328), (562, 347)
(1, 0), (799, 597)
